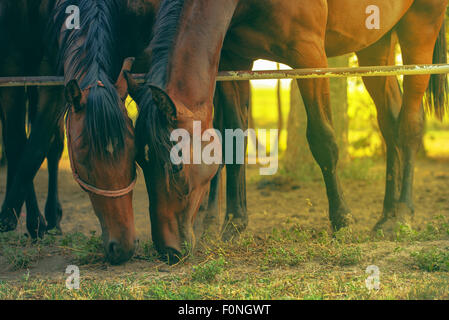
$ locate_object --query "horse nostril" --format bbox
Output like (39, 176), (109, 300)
(106, 240), (134, 265)
(107, 241), (123, 261)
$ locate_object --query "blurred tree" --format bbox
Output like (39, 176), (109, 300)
(284, 55), (350, 176)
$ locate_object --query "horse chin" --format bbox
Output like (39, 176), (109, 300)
(158, 247), (183, 265)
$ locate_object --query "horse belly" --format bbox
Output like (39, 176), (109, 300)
(226, 0), (416, 65)
(325, 0), (414, 57)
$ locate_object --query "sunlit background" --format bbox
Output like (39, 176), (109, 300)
(124, 56), (449, 164)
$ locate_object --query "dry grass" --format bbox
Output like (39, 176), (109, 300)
(1, 215), (449, 300)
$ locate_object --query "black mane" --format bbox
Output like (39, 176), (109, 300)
(136, 0), (186, 194)
(145, 0), (185, 88)
(51, 0), (127, 160)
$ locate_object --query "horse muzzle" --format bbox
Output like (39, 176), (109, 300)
(105, 239), (136, 265)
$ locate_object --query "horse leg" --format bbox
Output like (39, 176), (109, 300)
(22, 86), (48, 239)
(24, 87), (65, 238)
(222, 82), (250, 241)
(193, 54), (252, 242)
(0, 86), (64, 237)
(220, 79), (251, 242)
(355, 32), (403, 235)
(0, 79), (47, 238)
(0, 87), (46, 238)
(382, 6), (448, 233)
(0, 87), (28, 232)
(24, 182), (47, 238)
(291, 46), (352, 230)
(194, 165), (223, 241)
(194, 80), (249, 242)
(193, 89), (225, 241)
(44, 118), (64, 233)
(200, 93), (226, 238)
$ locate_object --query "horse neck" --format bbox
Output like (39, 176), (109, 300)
(119, 0), (159, 61)
(165, 0), (239, 120)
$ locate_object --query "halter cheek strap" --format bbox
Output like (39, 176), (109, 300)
(65, 110), (137, 198)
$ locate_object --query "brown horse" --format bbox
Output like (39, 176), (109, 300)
(51, 0), (160, 264)
(0, 0), (65, 238)
(126, 0), (448, 262)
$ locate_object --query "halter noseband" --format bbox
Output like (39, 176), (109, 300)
(65, 81), (137, 198)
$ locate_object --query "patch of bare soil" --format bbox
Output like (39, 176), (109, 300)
(0, 157), (449, 282)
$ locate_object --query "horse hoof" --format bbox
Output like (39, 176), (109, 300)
(195, 217), (221, 242)
(27, 214), (47, 239)
(202, 225), (221, 242)
(44, 202), (63, 230)
(27, 225), (47, 240)
(373, 203), (414, 240)
(373, 218), (410, 240)
(46, 226), (63, 236)
(221, 217), (248, 242)
(159, 247), (183, 266)
(0, 211), (18, 233)
(330, 212), (355, 231)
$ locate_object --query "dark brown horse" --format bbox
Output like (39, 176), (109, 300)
(51, 0), (160, 264)
(0, 0), (165, 264)
(126, 0), (448, 262)
(0, 0), (65, 238)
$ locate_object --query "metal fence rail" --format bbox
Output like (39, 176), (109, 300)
(0, 64), (448, 87)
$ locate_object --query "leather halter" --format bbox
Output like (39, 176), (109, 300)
(65, 82), (137, 198)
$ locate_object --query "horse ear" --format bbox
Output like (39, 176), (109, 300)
(122, 71), (140, 101)
(150, 86), (177, 125)
(65, 80), (83, 112)
(115, 57), (136, 100)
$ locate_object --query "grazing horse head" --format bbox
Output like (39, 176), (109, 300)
(65, 59), (137, 265)
(52, 0), (137, 264)
(124, 0), (227, 263)
(125, 76), (221, 264)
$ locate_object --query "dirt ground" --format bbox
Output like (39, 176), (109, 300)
(3, 156), (449, 240)
(0, 156), (449, 298)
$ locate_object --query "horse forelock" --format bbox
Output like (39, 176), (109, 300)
(84, 83), (128, 162)
(51, 0), (128, 161)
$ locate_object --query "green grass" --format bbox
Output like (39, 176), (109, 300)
(2, 81), (449, 299)
(1, 221), (449, 299)
(340, 157), (383, 181)
(59, 232), (103, 265)
(191, 257), (226, 283)
(394, 215), (449, 242)
(411, 247), (449, 272)
(264, 247), (306, 267)
(0, 230), (104, 273)
(2, 246), (40, 271)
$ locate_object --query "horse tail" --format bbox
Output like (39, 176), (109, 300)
(426, 19), (448, 120)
